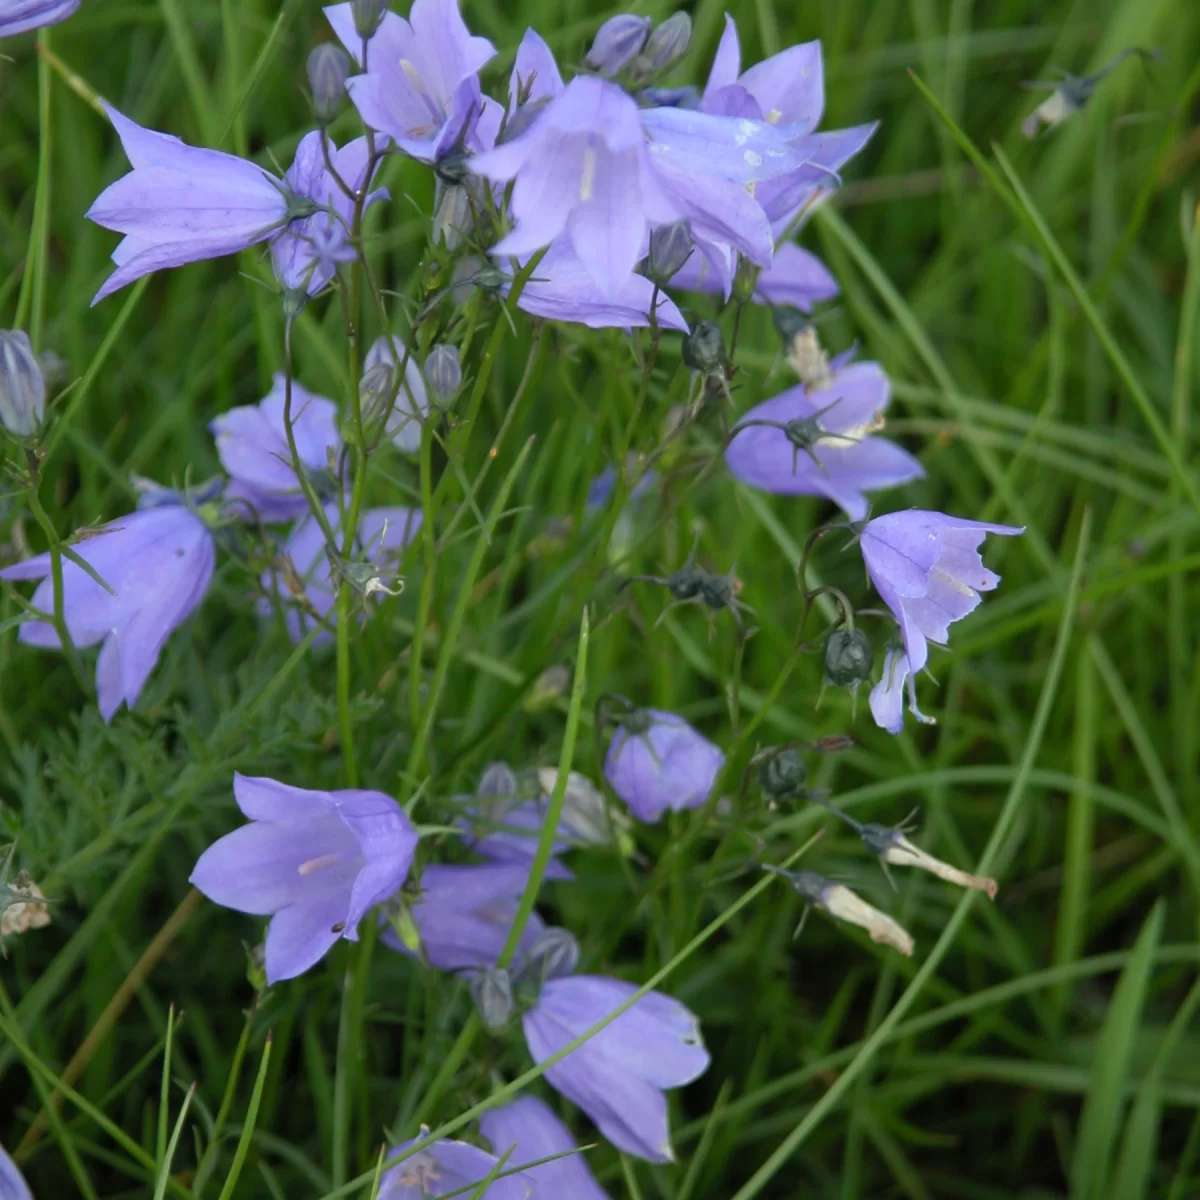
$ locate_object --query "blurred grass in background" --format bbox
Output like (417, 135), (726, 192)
(2, 0), (1200, 1197)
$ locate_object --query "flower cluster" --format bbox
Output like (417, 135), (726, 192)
(0, 0), (1028, 1190)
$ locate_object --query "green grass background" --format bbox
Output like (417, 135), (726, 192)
(2, 0), (1200, 1196)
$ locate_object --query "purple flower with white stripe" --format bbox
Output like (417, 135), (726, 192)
(0, 0), (77, 37)
(190, 773), (419, 984)
(0, 499), (215, 722)
(725, 361), (923, 519)
(522, 975), (710, 1162)
(380, 1137), (533, 1200)
(861, 510), (1023, 726)
(471, 77), (678, 296)
(481, 1096), (611, 1200)
(604, 709), (724, 823)
(211, 375), (340, 522)
(325, 0), (499, 163)
(87, 106), (311, 304)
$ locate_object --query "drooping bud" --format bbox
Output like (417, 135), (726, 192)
(824, 629), (874, 690)
(523, 926), (580, 981)
(307, 43), (351, 124)
(646, 221), (693, 284)
(478, 761), (518, 801)
(682, 320), (726, 375)
(0, 330), (45, 439)
(759, 748), (807, 801)
(764, 866), (914, 955)
(585, 13), (651, 75)
(424, 344), (462, 405)
(859, 823), (998, 898)
(641, 12), (692, 73)
(470, 967), (514, 1032)
(350, 0), (388, 40)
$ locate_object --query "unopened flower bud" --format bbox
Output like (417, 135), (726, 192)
(585, 13), (651, 75)
(424, 344), (462, 404)
(824, 629), (873, 689)
(524, 926), (579, 981)
(471, 967), (514, 1032)
(351, 0), (388, 39)
(307, 43), (351, 124)
(682, 320), (726, 375)
(478, 761), (518, 800)
(0, 330), (45, 439)
(359, 360), (397, 425)
(759, 748), (807, 800)
(646, 220), (693, 284)
(642, 12), (691, 72)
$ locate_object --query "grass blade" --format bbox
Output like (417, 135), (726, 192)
(1070, 903), (1164, 1200)
(216, 1033), (273, 1200)
(154, 1082), (197, 1200)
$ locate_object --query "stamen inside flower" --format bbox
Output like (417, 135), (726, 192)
(297, 853), (342, 876)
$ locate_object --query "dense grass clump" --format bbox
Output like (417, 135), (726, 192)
(2, 1), (1199, 1198)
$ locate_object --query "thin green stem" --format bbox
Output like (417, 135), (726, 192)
(26, 480), (88, 694)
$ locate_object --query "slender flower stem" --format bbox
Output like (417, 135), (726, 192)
(281, 319), (338, 546)
(25, 480), (88, 694)
(408, 417), (436, 733)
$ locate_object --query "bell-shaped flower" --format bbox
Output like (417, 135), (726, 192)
(270, 131), (388, 297)
(724, 361), (923, 520)
(480, 1095), (611, 1200)
(0, 1141), (32, 1200)
(211, 376), (340, 521)
(0, 499), (215, 722)
(379, 1137), (533, 1199)
(362, 335), (431, 454)
(505, 237), (688, 332)
(860, 509), (1023, 675)
(87, 106), (307, 304)
(0, 0), (78, 37)
(471, 76), (678, 296)
(190, 773), (419, 984)
(259, 503), (421, 644)
(604, 708), (724, 823)
(522, 975), (710, 1162)
(381, 862), (545, 971)
(325, 0), (497, 162)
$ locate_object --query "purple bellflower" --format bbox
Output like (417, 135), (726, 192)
(0, 0), (77, 36)
(508, 237), (688, 331)
(382, 862), (545, 971)
(869, 644), (922, 734)
(380, 1137), (533, 1200)
(363, 335), (431, 454)
(604, 709), (725, 823)
(481, 1095), (611, 1200)
(260, 503), (421, 644)
(861, 510), (1024, 728)
(87, 106), (312, 304)
(522, 975), (710, 1162)
(325, 0), (499, 163)
(211, 375), (340, 522)
(696, 16), (877, 234)
(0, 501), (214, 722)
(190, 773), (419, 984)
(725, 361), (923, 520)
(0, 1142), (32, 1200)
(471, 76), (678, 296)
(271, 131), (387, 297)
